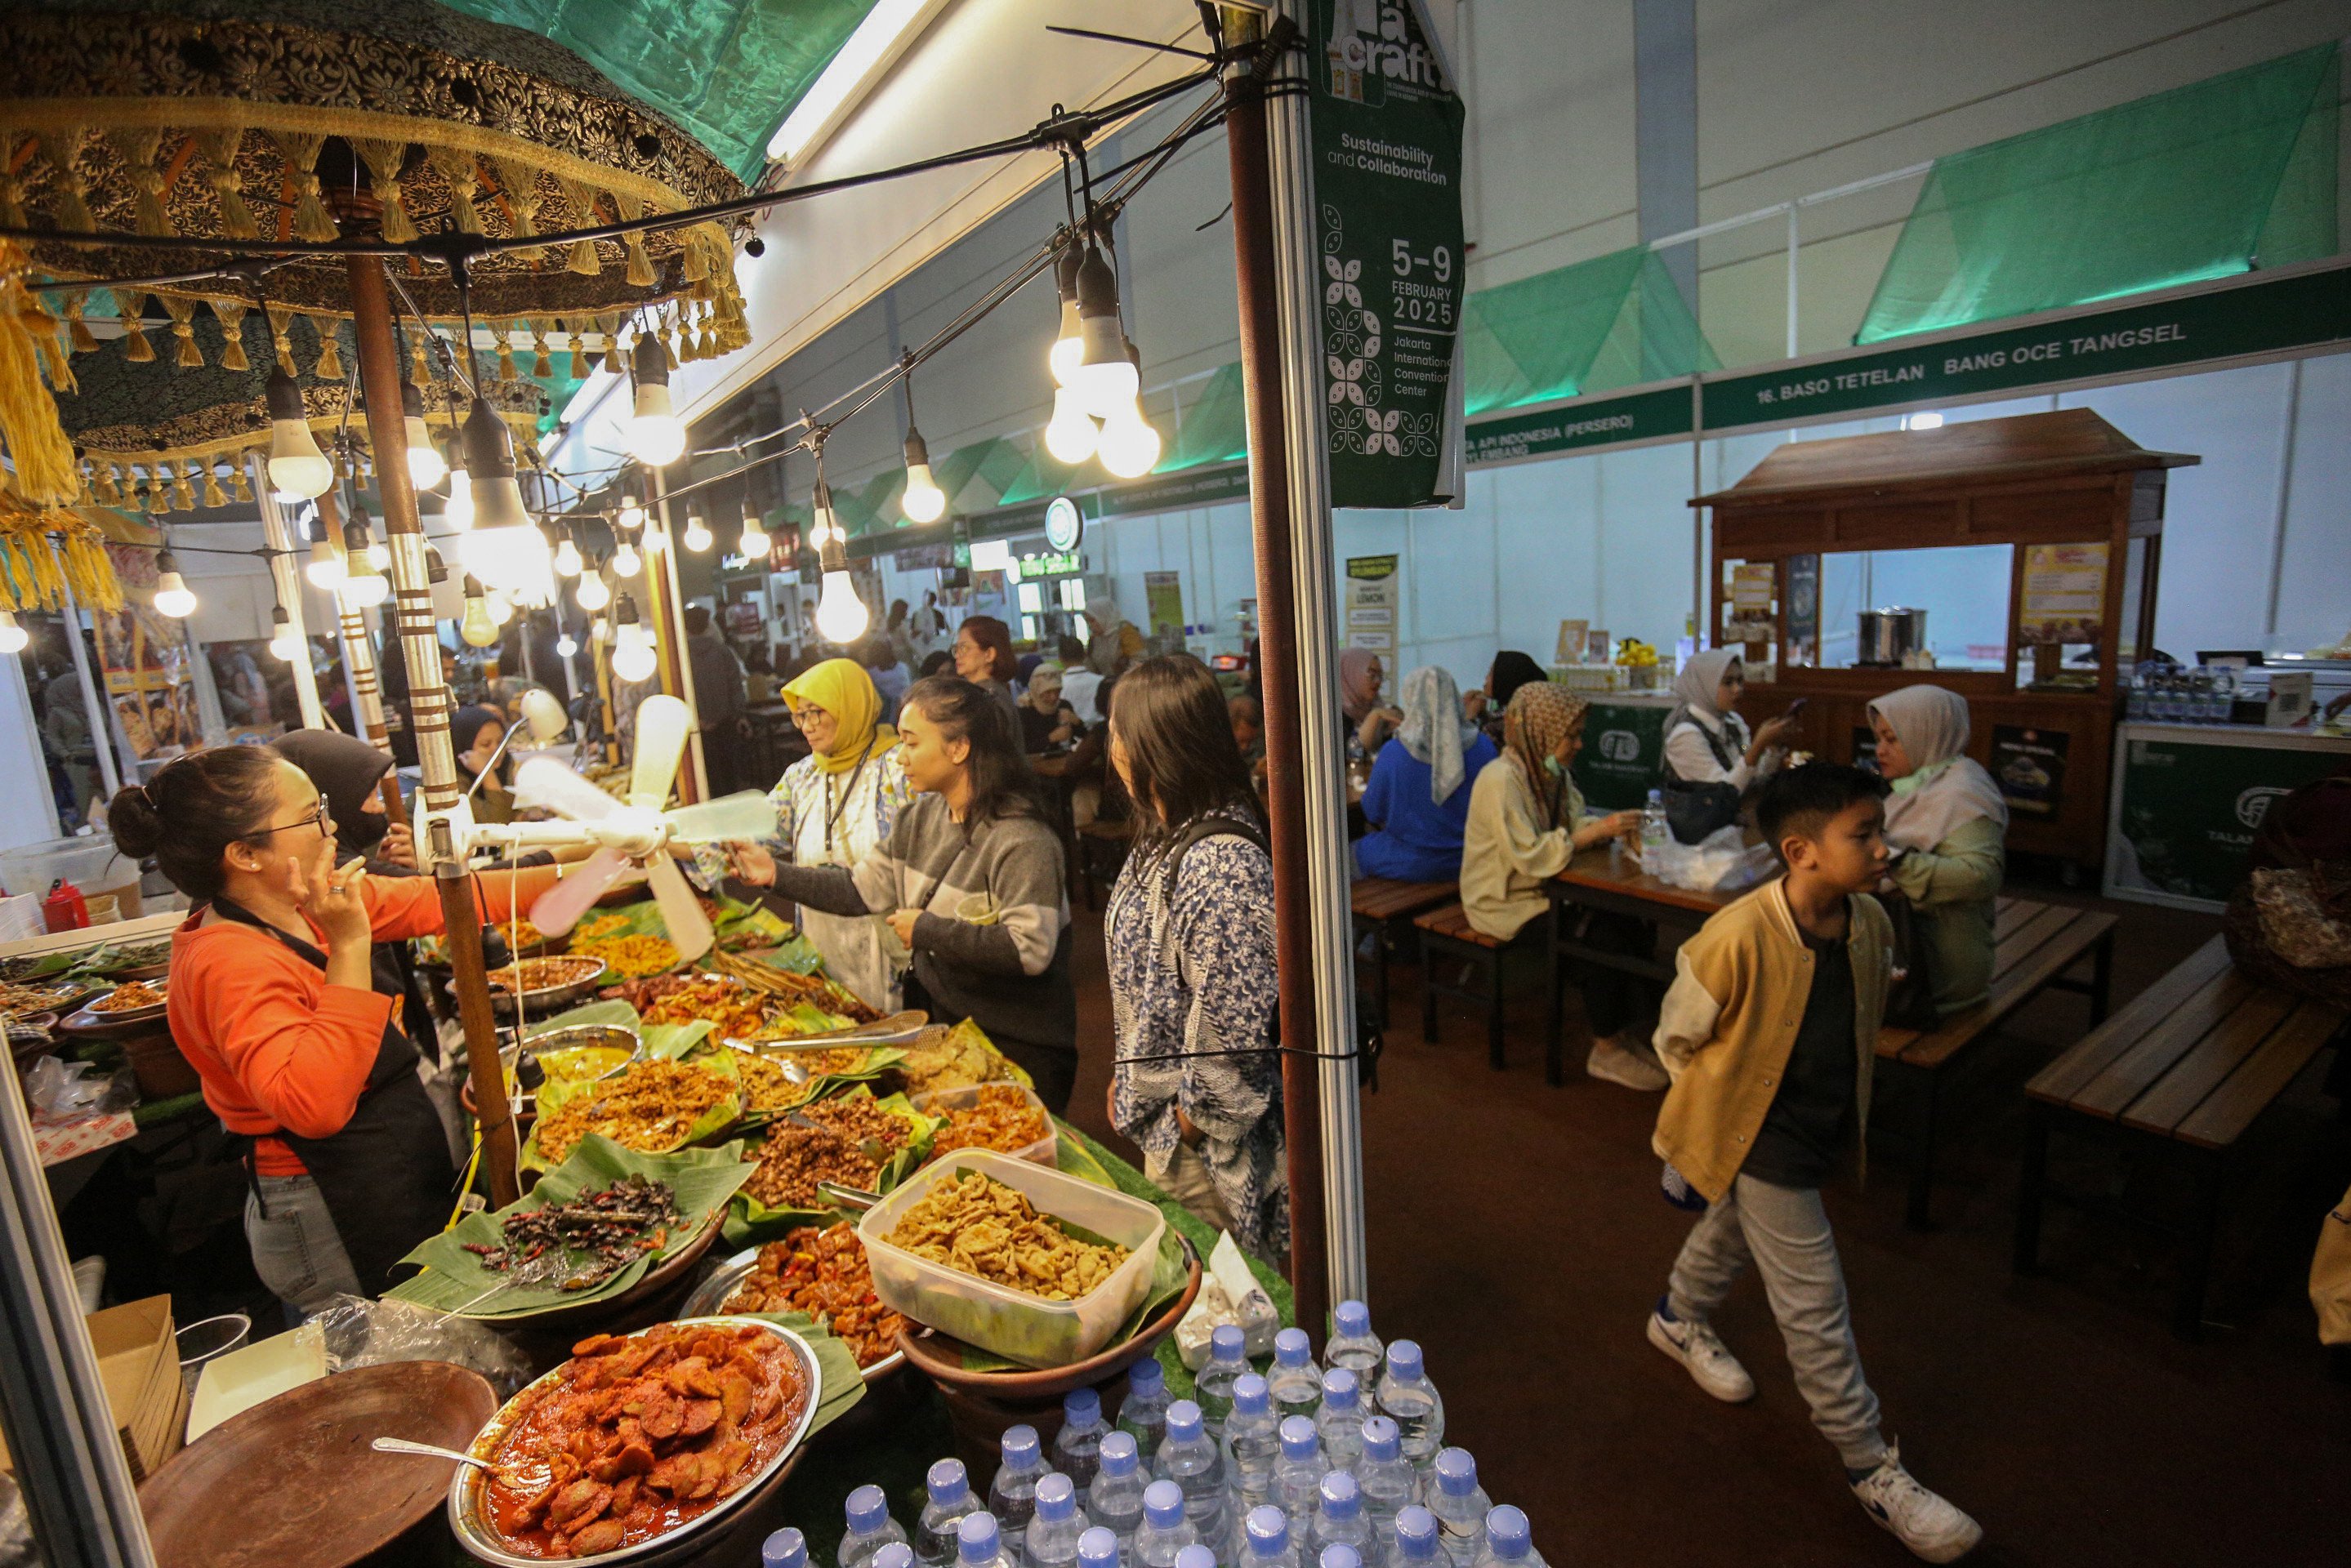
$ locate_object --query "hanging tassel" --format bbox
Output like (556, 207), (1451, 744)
(661, 327), (680, 373)
(209, 299), (250, 372)
(496, 327), (518, 385)
(271, 131), (340, 243)
(103, 126), (175, 237)
(171, 465), (196, 511)
(162, 294), (203, 368)
(314, 318), (342, 380)
(37, 127), (96, 233)
(202, 464), (228, 510)
(230, 463), (252, 501)
(611, 193), (657, 287)
(408, 328), (432, 386)
(0, 126), (25, 231)
(2, 247), (88, 505)
(600, 317), (622, 374)
(119, 291), (155, 362)
(680, 225), (711, 284)
(352, 139), (417, 244)
(494, 157), (546, 262)
(564, 320), (587, 379)
(92, 464), (121, 506)
(428, 145), (485, 235)
(191, 128), (257, 238)
(65, 295), (97, 354)
(558, 179), (604, 275)
(267, 305), (297, 375)
(530, 320), (552, 378)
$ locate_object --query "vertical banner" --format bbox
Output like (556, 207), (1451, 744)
(1144, 571), (1186, 639)
(1308, 0), (1468, 509)
(1344, 554), (1399, 659)
(96, 543), (201, 760)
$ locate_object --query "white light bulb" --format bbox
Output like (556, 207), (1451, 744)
(1097, 408), (1162, 479)
(1074, 353), (1140, 421)
(815, 569), (869, 642)
(612, 541), (642, 578)
(683, 514), (713, 552)
(0, 611), (27, 655)
(901, 463), (947, 523)
(267, 425), (334, 501)
(269, 624), (304, 662)
(1049, 300), (1085, 387)
(341, 566), (389, 609)
(618, 494), (645, 532)
(485, 589), (513, 626)
(576, 573), (611, 612)
(442, 467), (474, 531)
(461, 524), (543, 592)
(738, 519), (770, 559)
(628, 383), (688, 468)
(152, 572), (197, 619)
(644, 523), (668, 556)
(405, 418), (447, 489)
(555, 633), (578, 659)
(305, 538), (346, 590)
(612, 622), (658, 683)
(552, 537), (582, 577)
(1045, 385), (1100, 465)
(460, 590), (498, 648)
(365, 541), (390, 572)
(591, 617), (612, 644)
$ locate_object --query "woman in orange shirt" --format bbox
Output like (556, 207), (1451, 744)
(110, 746), (556, 1313)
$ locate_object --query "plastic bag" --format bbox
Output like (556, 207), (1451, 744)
(25, 1056), (131, 1118)
(1172, 1231), (1281, 1369)
(1644, 826), (1777, 893)
(311, 1293), (536, 1397)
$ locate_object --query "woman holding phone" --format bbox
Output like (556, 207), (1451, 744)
(1662, 649), (1797, 789)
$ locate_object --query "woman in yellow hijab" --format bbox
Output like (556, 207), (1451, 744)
(725, 658), (913, 1010)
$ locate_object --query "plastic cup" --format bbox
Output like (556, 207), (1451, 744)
(176, 1313), (251, 1396)
(955, 893), (999, 926)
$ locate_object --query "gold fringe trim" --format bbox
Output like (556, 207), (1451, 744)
(270, 130), (340, 243)
(202, 464), (227, 509)
(611, 192), (657, 287)
(353, 139), (417, 246)
(209, 299), (250, 372)
(493, 156), (545, 263)
(313, 316), (342, 380)
(428, 145), (485, 236)
(530, 320), (551, 378)
(101, 125), (172, 237)
(191, 127), (257, 238)
(267, 305), (297, 376)
(557, 176), (604, 276)
(161, 294), (202, 368)
(36, 127), (95, 234)
(0, 245), (81, 506)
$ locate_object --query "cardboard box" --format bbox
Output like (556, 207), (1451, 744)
(0, 1294), (188, 1482)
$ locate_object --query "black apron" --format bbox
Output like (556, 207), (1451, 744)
(211, 896), (457, 1295)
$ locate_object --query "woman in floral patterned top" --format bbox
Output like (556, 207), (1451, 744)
(1105, 655), (1287, 1260)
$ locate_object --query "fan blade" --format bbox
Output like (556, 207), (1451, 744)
(649, 854), (714, 964)
(529, 849), (630, 935)
(662, 791), (780, 844)
(513, 755), (616, 821)
(631, 695), (693, 810)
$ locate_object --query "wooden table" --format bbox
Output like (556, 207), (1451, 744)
(1541, 846), (1739, 1083)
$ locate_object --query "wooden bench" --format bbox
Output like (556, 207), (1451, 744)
(1412, 902), (1537, 1070)
(1349, 878), (1457, 1012)
(2014, 935), (2349, 1339)
(1871, 895), (2118, 1228)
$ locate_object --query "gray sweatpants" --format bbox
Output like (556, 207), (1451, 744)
(1666, 1174), (1888, 1471)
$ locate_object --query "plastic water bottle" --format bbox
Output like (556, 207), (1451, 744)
(1425, 1452), (1490, 1568)
(1354, 1419), (1416, 1541)
(1196, 1325), (1251, 1435)
(1266, 1330), (1323, 1421)
(1373, 1342), (1445, 1479)
(1314, 1371), (1367, 1475)
(1223, 1374), (1283, 1513)
(877, 1548), (917, 1568)
(764, 1529), (809, 1568)
(1640, 788), (1669, 860)
(919, 1459), (986, 1568)
(1055, 1388), (1113, 1489)
(959, 1514), (1017, 1568)
(1077, 1527), (1120, 1568)
(1024, 1474), (1087, 1568)
(991, 1426), (1050, 1534)
(1466, 1508), (1545, 1568)
(1174, 1548), (1217, 1568)
(1325, 1302), (1383, 1378)
(1135, 1481), (1199, 1568)
(1272, 1418), (1328, 1535)
(1390, 1508), (1442, 1568)
(842, 1485), (912, 1568)
(1154, 1400), (1232, 1554)
(1318, 1548), (1363, 1568)
(1088, 1431), (1148, 1551)
(1309, 1472), (1373, 1561)
(1244, 1506), (1300, 1568)
(1120, 1356), (1174, 1459)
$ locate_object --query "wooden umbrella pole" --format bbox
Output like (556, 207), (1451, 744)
(312, 490), (406, 822)
(252, 461), (326, 731)
(345, 249), (519, 1207)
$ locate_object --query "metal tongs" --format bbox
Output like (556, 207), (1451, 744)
(814, 1180), (880, 1212)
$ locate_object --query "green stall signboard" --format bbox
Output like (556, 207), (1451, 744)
(1573, 699), (1671, 810)
(2105, 728), (2351, 909)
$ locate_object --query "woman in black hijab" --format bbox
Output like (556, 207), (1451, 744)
(450, 705), (514, 824)
(1468, 649), (1547, 747)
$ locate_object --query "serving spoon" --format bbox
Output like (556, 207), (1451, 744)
(372, 1437), (502, 1475)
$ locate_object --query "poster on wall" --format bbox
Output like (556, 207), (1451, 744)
(1990, 724), (2068, 817)
(1308, 0), (1467, 510)
(2017, 543), (2108, 645)
(1143, 572), (1185, 639)
(1344, 554), (1399, 660)
(97, 543), (203, 760)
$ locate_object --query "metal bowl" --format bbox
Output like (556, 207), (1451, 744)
(680, 1246), (907, 1385)
(446, 1316), (822, 1568)
(511, 1025), (642, 1088)
(450, 957), (612, 1018)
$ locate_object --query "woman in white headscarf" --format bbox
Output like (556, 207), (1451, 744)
(1868, 684), (2008, 1016)
(1662, 648), (1796, 789)
(1084, 594), (1145, 677)
(1353, 666), (1497, 883)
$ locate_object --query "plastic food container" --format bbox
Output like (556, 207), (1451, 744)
(859, 1149), (1165, 1370)
(909, 1082), (1056, 1167)
(0, 835), (143, 920)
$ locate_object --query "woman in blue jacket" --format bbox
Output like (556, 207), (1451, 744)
(1353, 665), (1495, 883)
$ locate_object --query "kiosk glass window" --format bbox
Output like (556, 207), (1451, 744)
(1818, 544), (2013, 670)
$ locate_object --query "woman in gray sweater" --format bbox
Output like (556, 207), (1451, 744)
(734, 675), (1078, 1109)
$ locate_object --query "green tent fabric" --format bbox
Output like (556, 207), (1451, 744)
(996, 443), (1087, 507)
(1461, 246), (1719, 415)
(1158, 363), (1249, 473)
(439, 0), (882, 180)
(1858, 44), (2341, 344)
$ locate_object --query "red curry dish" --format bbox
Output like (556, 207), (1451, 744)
(481, 1322), (809, 1559)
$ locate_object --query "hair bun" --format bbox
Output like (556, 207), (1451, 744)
(107, 786), (163, 858)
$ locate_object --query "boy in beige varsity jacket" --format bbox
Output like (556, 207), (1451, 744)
(1645, 764), (1983, 1564)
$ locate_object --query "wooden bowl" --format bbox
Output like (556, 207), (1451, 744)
(139, 1361), (497, 1568)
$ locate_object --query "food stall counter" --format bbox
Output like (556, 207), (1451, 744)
(2104, 720), (2351, 911)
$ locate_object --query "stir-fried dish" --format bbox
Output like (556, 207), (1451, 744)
(721, 1223), (906, 1369)
(462, 1174), (680, 1294)
(532, 1061), (735, 1165)
(486, 957), (608, 995)
(91, 978), (167, 1012)
(482, 1322), (809, 1559)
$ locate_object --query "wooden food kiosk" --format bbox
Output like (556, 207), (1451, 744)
(1691, 409), (2195, 869)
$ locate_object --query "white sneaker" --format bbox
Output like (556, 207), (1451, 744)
(1850, 1445), (1983, 1562)
(1646, 1303), (1755, 1402)
(1588, 1039), (1669, 1090)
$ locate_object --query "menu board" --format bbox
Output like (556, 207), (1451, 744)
(1726, 561), (1776, 644)
(1144, 572), (1185, 638)
(2018, 543), (2108, 645)
(1990, 724), (2068, 817)
(1345, 555), (1399, 657)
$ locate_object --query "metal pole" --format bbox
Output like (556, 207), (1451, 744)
(1785, 204), (1800, 360)
(344, 249), (519, 1208)
(57, 581), (120, 801)
(253, 458), (326, 730)
(647, 468), (707, 803)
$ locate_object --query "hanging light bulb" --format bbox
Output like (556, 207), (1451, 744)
(1048, 245), (1086, 386)
(1072, 243), (1139, 417)
(552, 534), (582, 577)
(900, 438), (947, 524)
(305, 535), (347, 590)
(810, 471), (869, 643)
(267, 605), (305, 662)
(441, 445), (474, 531)
(265, 369), (335, 499)
(340, 519), (390, 608)
(459, 576), (499, 647)
(152, 548), (197, 618)
(611, 540), (642, 578)
(460, 394), (532, 532)
(555, 630), (578, 659)
(484, 588), (514, 627)
(0, 610), (27, 655)
(610, 593), (658, 683)
(643, 519), (668, 556)
(575, 569), (611, 613)
(683, 511), (713, 552)
(617, 492), (645, 532)
(1044, 384), (1100, 465)
(627, 334), (688, 466)
(401, 379), (446, 489)
(425, 543), (450, 586)
(738, 497), (771, 559)
(365, 539), (390, 572)
(1097, 405), (1162, 479)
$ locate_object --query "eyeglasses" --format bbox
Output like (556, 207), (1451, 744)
(787, 706), (828, 728)
(250, 798), (332, 839)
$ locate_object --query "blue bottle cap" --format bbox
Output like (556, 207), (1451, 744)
(1274, 1327), (1311, 1367)
(1318, 1471), (1361, 1519)
(1175, 1549), (1217, 1568)
(1165, 1399), (1204, 1441)
(1097, 1431), (1138, 1476)
(1142, 1480), (1186, 1529)
(927, 1459), (969, 1504)
(1035, 1474), (1077, 1522)
(846, 1485), (890, 1532)
(1130, 1356), (1164, 1392)
(1385, 1339), (1424, 1383)
(1233, 1374), (1270, 1414)
(957, 1514), (1001, 1566)
(1484, 1507), (1532, 1561)
(1077, 1529), (1120, 1568)
(1211, 1324), (1247, 1362)
(1320, 1549), (1363, 1568)
(1333, 1300), (1371, 1338)
(1278, 1416), (1319, 1459)
(1246, 1507), (1289, 1557)
(762, 1528), (807, 1568)
(1360, 1417), (1401, 1463)
(1322, 1368), (1358, 1409)
(873, 1547), (915, 1568)
(1434, 1449), (1477, 1497)
(1064, 1386), (1101, 1425)
(1002, 1424), (1041, 1468)
(1394, 1508), (1439, 1563)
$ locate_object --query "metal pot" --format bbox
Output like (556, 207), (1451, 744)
(1857, 607), (1927, 666)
